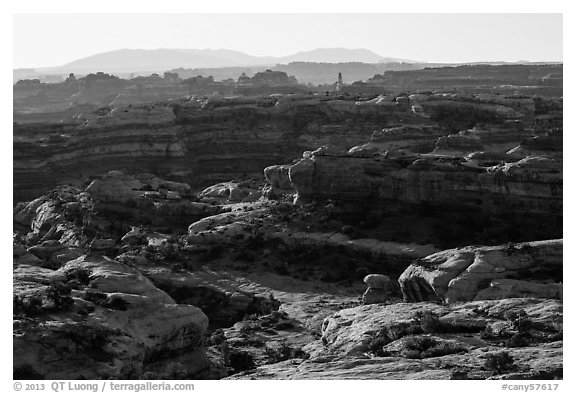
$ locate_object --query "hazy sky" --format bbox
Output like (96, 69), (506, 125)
(13, 13), (562, 68)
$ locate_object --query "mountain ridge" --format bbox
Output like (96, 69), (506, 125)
(28, 47), (416, 74)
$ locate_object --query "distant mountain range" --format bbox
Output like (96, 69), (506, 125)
(17, 48), (418, 75)
(13, 48), (562, 84)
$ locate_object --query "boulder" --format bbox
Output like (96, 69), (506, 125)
(399, 239), (562, 303)
(362, 287), (388, 305)
(363, 274), (392, 289)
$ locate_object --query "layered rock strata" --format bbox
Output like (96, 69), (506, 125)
(15, 92), (558, 203)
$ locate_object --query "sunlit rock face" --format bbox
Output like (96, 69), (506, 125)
(399, 239), (563, 303)
(14, 88), (561, 204)
(13, 94), (428, 202)
(13, 255), (210, 380)
(279, 143), (562, 243)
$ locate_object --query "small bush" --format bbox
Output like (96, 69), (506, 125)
(198, 245), (225, 263)
(449, 368), (470, 380)
(484, 351), (516, 374)
(106, 296), (129, 311)
(161, 362), (188, 379)
(505, 310), (531, 333)
(340, 225), (357, 238)
(480, 325), (500, 340)
(505, 333), (531, 348)
(228, 350), (256, 372)
(13, 295), (43, 316)
(418, 312), (444, 333)
(234, 249), (255, 262)
(367, 322), (423, 357)
(209, 329), (226, 346)
(400, 336), (467, 359)
(416, 311), (485, 333)
(274, 264), (289, 276)
(46, 282), (74, 311)
(265, 342), (308, 363)
(367, 335), (392, 357)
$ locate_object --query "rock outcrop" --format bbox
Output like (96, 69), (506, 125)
(399, 240), (562, 303)
(229, 298), (563, 379)
(15, 90), (560, 203)
(269, 134), (562, 246)
(362, 274), (392, 305)
(13, 255), (210, 379)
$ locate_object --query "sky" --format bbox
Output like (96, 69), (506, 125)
(13, 13), (563, 69)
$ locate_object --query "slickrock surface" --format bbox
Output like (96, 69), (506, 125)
(13, 255), (209, 379)
(228, 299), (562, 380)
(13, 169), (563, 379)
(399, 240), (562, 303)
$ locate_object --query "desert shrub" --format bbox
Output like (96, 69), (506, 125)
(209, 329), (226, 346)
(228, 350), (256, 372)
(159, 242), (178, 262)
(416, 311), (486, 333)
(247, 293), (281, 317)
(273, 321), (296, 330)
(367, 334), (393, 357)
(198, 245), (224, 263)
(245, 233), (266, 249)
(238, 323), (256, 337)
(244, 337), (266, 347)
(259, 310), (295, 330)
(274, 264), (289, 276)
(66, 268), (92, 287)
(505, 332), (531, 348)
(13, 295), (43, 316)
(14, 282), (74, 316)
(484, 351), (516, 374)
(400, 336), (467, 359)
(266, 342), (308, 363)
(549, 319), (563, 340)
(13, 365), (44, 380)
(418, 312), (444, 333)
(449, 367), (470, 380)
(388, 321), (423, 339)
(340, 225), (357, 238)
(505, 310), (531, 333)
(139, 371), (159, 380)
(46, 282), (74, 311)
(234, 249), (255, 262)
(106, 296), (129, 311)
(82, 291), (127, 310)
(480, 325), (500, 340)
(367, 322), (422, 357)
(161, 362), (188, 379)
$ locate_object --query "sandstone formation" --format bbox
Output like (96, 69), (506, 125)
(362, 274), (392, 305)
(372, 64), (563, 97)
(15, 87), (561, 203)
(399, 240), (562, 303)
(13, 255), (209, 379)
(13, 63), (563, 380)
(228, 298), (562, 379)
